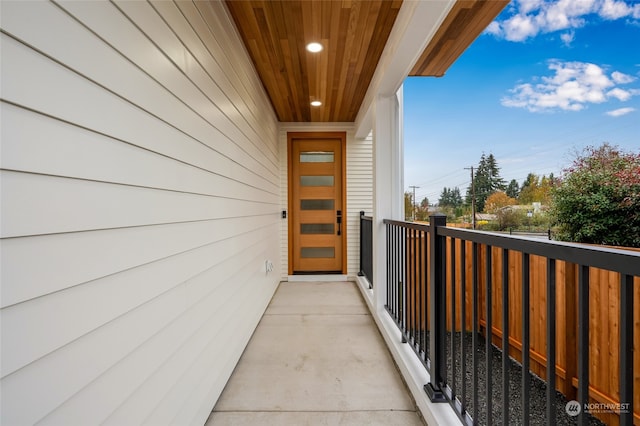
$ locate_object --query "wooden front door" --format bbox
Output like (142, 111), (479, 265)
(288, 132), (346, 274)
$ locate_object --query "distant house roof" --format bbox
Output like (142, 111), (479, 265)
(499, 203), (545, 213)
(475, 213), (496, 221)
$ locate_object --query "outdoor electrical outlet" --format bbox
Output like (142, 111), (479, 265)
(265, 260), (274, 273)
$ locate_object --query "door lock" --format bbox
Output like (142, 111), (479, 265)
(336, 210), (342, 236)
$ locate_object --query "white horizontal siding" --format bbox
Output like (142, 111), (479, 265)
(1, 170), (276, 237)
(279, 130), (290, 278)
(1, 1), (280, 425)
(346, 132), (373, 276)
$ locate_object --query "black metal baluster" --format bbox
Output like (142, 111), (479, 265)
(460, 240), (467, 418)
(450, 237), (457, 400)
(522, 253), (530, 426)
(546, 258), (557, 425)
(390, 224), (395, 318)
(486, 245), (493, 426)
(413, 228), (418, 346)
(396, 224), (400, 322)
(408, 228), (413, 343)
(392, 224), (397, 320)
(620, 273), (634, 426)
(472, 242), (479, 422)
(419, 229), (424, 357)
(423, 229), (429, 362)
(387, 224), (391, 313)
(577, 265), (589, 426)
(392, 225), (397, 319)
(398, 227), (407, 336)
(502, 248), (510, 426)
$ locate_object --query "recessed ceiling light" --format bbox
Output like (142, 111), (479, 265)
(311, 101), (322, 107)
(306, 42), (323, 53)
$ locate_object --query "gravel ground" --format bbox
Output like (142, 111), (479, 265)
(409, 331), (606, 426)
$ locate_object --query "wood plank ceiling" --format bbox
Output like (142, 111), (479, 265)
(225, 0), (508, 123)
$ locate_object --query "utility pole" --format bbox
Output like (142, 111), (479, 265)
(409, 185), (420, 221)
(464, 167), (476, 229)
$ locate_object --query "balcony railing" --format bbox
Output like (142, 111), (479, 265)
(380, 215), (639, 426)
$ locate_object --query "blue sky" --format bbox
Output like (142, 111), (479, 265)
(404, 0), (640, 204)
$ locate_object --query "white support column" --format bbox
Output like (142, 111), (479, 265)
(395, 86), (405, 219)
(372, 89), (404, 310)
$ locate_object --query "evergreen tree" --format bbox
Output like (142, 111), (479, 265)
(486, 154), (506, 192)
(439, 187), (463, 207)
(506, 179), (520, 198)
(466, 153), (506, 212)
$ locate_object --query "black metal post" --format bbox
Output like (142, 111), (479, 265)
(425, 214), (447, 402)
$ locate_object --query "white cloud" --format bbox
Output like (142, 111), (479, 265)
(519, 0), (545, 14)
(502, 14), (540, 41)
(600, 0), (632, 19)
(612, 71), (635, 84)
(484, 21), (503, 37)
(607, 87), (632, 100)
(606, 107), (636, 116)
(560, 30), (575, 45)
(501, 61), (638, 112)
(491, 0), (639, 42)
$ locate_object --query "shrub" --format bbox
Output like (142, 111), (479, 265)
(550, 143), (640, 247)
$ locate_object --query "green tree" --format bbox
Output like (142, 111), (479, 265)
(518, 173), (538, 204)
(519, 173), (554, 205)
(506, 179), (520, 198)
(415, 197), (430, 221)
(439, 187), (463, 208)
(550, 143), (640, 247)
(486, 153), (506, 192)
(466, 153), (506, 212)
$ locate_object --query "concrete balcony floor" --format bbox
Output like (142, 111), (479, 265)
(206, 281), (425, 425)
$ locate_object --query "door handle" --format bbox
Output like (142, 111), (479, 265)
(336, 210), (342, 236)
